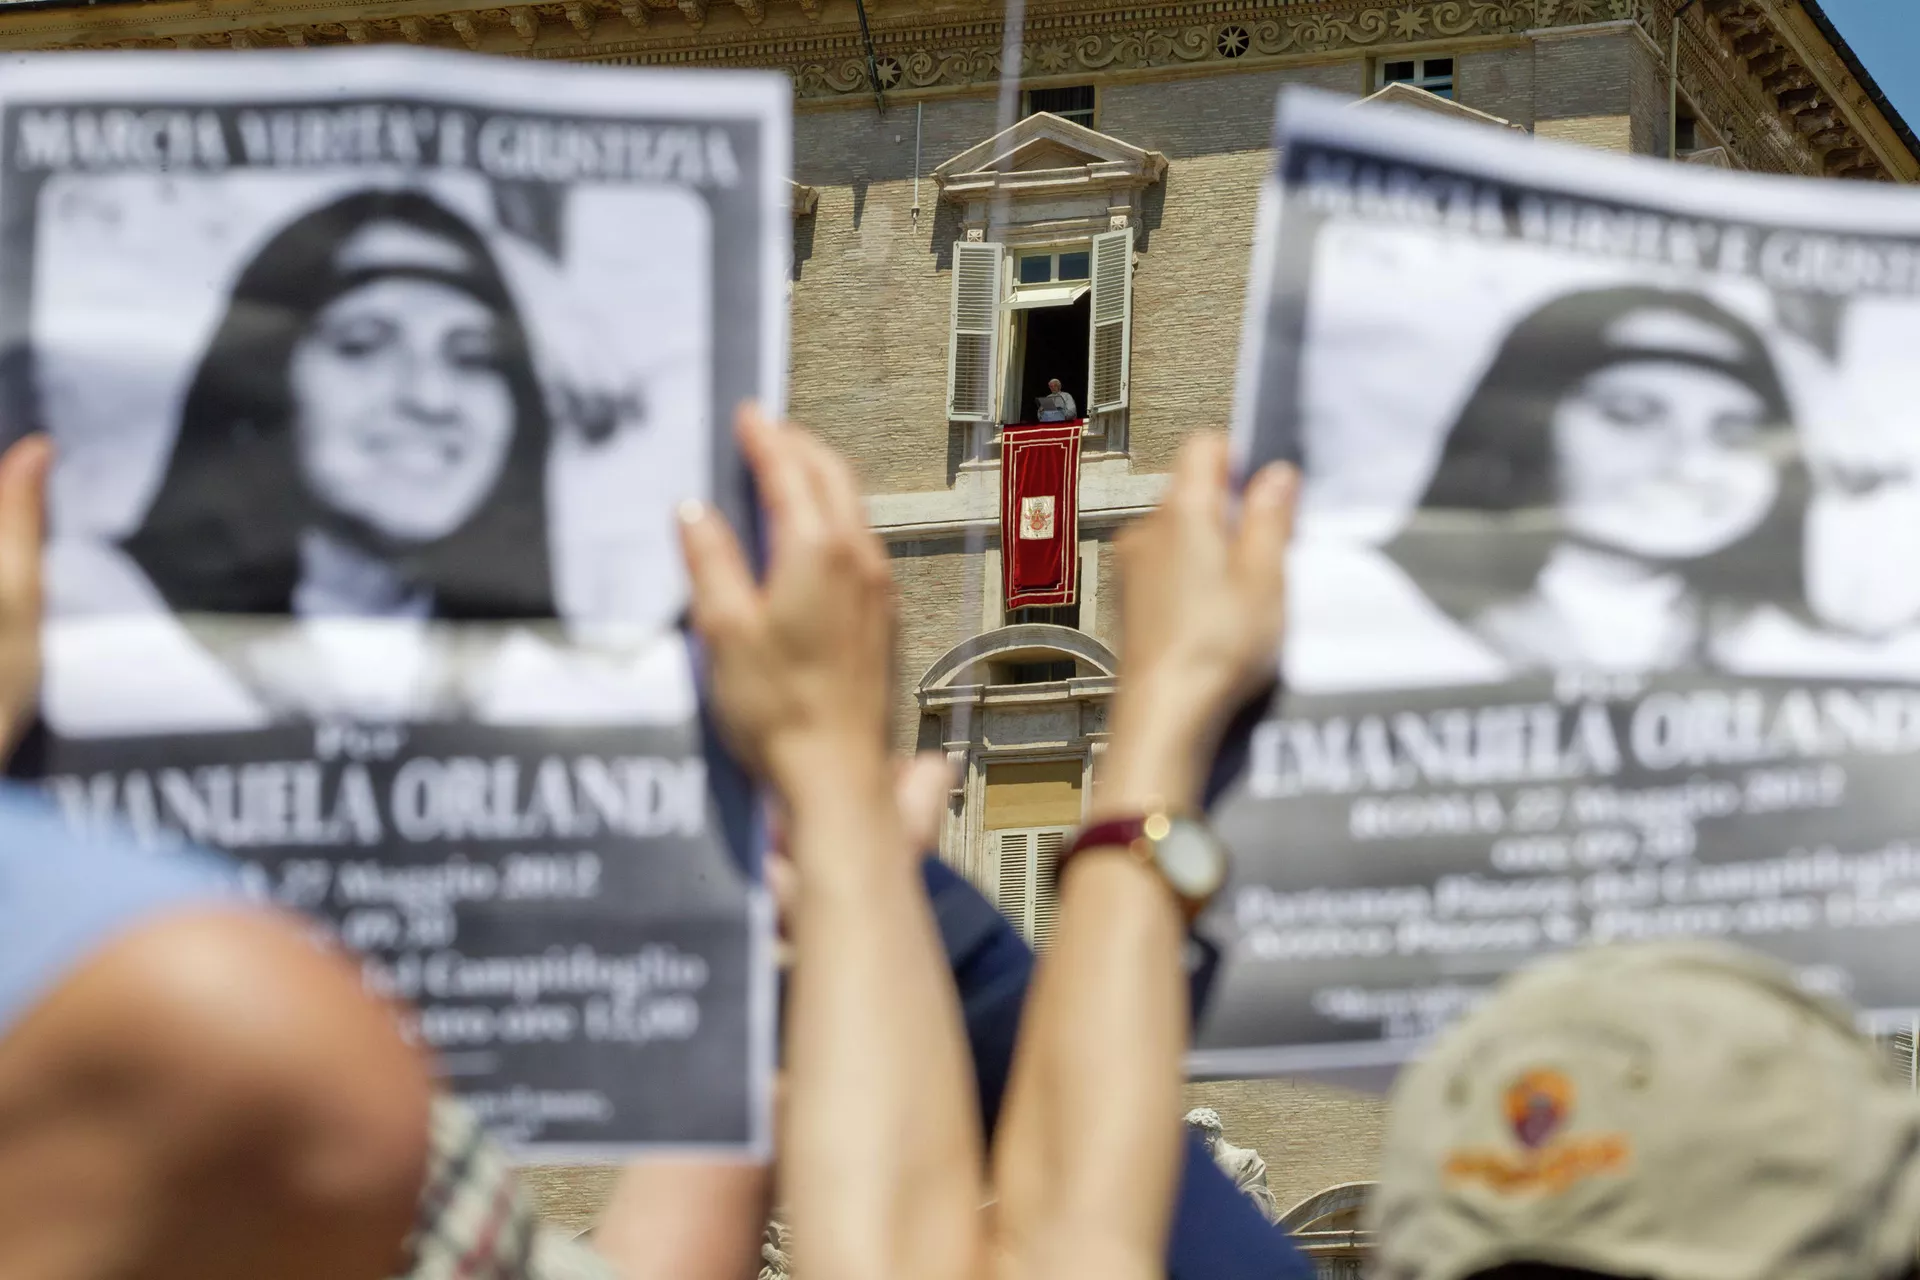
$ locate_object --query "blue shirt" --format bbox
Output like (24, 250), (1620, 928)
(923, 856), (1313, 1280)
(0, 782), (236, 1037)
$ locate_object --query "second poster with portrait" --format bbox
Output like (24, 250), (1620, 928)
(0, 50), (785, 1155)
(1210, 89), (1920, 1083)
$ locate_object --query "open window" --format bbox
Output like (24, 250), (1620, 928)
(1006, 245), (1090, 426)
(945, 227), (1132, 427)
(934, 114), (1162, 443)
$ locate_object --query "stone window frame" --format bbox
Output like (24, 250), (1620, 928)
(1375, 53), (1456, 99)
(934, 113), (1166, 466)
(917, 622), (1117, 883)
(1021, 84), (1098, 130)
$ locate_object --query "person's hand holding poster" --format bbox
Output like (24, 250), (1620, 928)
(1209, 88), (1920, 1084)
(0, 49), (787, 1156)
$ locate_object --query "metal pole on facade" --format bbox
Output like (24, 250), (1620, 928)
(853, 0), (886, 116)
(1669, 0), (1698, 160)
(911, 101), (923, 226)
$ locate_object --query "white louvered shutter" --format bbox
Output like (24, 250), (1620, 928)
(1086, 227), (1133, 413)
(1029, 828), (1067, 949)
(994, 825), (1074, 948)
(947, 241), (1003, 422)
(994, 829), (1030, 924)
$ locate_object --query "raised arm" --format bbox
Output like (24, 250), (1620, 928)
(993, 435), (1298, 1280)
(678, 406), (986, 1280)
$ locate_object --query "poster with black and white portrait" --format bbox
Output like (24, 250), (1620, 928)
(0, 50), (787, 1156)
(1208, 89), (1920, 1085)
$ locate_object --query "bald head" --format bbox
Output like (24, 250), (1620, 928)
(0, 907), (432, 1280)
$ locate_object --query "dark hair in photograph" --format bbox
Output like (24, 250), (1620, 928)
(1386, 285), (1801, 613)
(120, 188), (555, 619)
(1417, 286), (1791, 514)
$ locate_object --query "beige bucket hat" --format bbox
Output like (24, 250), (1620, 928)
(1370, 942), (1920, 1280)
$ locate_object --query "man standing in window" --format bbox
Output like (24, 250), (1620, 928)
(1037, 377), (1077, 422)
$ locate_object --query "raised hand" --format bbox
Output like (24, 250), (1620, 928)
(677, 404), (896, 801)
(0, 435), (50, 766)
(1099, 434), (1298, 817)
(682, 409), (983, 1280)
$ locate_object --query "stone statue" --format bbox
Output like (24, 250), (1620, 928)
(1186, 1107), (1278, 1222)
(758, 1216), (793, 1280)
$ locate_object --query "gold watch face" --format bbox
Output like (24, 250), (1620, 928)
(1153, 817), (1227, 902)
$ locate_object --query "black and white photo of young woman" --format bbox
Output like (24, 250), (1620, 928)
(1274, 224), (1920, 689)
(38, 170), (709, 734)
(1378, 284), (1802, 679)
(1266, 214), (1826, 695)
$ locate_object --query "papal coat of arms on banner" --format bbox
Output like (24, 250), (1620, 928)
(1020, 495), (1056, 540)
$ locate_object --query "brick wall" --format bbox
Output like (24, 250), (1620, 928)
(790, 97), (1002, 494)
(1456, 43), (1537, 127)
(1100, 62), (1360, 475)
(1627, 23), (1675, 156)
(1092, 531), (1120, 651)
(1531, 27), (1636, 152)
(521, 1165), (619, 1235)
(790, 62), (1370, 489)
(891, 533), (982, 749)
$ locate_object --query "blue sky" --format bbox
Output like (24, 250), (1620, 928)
(1815, 0), (1920, 136)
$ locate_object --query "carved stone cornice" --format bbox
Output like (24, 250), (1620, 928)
(0, 0), (1562, 79)
(1, 0), (1909, 182)
(1675, 0), (1910, 181)
(719, 0), (1551, 99)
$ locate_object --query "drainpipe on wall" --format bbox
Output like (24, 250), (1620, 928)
(1669, 0), (1699, 161)
(910, 100), (923, 226)
(853, 0), (886, 116)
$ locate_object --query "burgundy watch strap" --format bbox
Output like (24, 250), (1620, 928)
(1054, 814), (1206, 925)
(1065, 817), (1148, 859)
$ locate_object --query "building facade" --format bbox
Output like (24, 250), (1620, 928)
(5, 0), (1915, 1257)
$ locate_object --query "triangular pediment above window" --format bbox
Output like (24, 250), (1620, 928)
(934, 112), (1167, 201)
(1355, 82), (1526, 131)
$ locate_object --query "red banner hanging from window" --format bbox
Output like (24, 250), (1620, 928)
(1001, 422), (1082, 611)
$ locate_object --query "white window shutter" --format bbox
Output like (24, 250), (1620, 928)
(947, 241), (1003, 422)
(1892, 1025), (1917, 1089)
(993, 825), (1074, 948)
(1087, 227), (1133, 414)
(1030, 829), (1068, 950)
(994, 829), (1031, 924)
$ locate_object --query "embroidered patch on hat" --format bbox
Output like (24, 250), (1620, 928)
(1442, 1066), (1630, 1195)
(1505, 1068), (1573, 1149)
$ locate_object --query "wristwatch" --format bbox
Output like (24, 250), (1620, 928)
(1054, 811), (1230, 924)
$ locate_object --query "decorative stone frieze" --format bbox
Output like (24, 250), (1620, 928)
(1675, 0), (1909, 180)
(3, 0), (1905, 181)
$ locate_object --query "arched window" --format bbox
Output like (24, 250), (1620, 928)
(1278, 1182), (1376, 1280)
